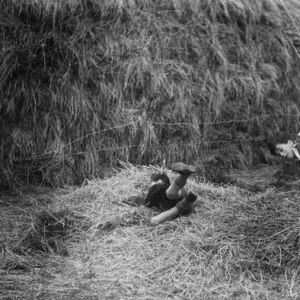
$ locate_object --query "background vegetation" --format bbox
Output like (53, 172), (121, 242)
(1, 0), (300, 188)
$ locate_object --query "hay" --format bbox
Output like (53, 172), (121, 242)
(2, 0), (300, 188)
(2, 164), (300, 299)
(272, 160), (300, 188)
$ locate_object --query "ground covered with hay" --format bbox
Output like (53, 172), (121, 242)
(1, 164), (300, 299)
(2, 0), (300, 189)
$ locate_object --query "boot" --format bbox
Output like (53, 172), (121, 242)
(171, 162), (196, 188)
(185, 192), (197, 203)
(175, 192), (198, 215)
(171, 162), (196, 176)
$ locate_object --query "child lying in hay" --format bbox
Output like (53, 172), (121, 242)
(145, 162), (198, 225)
(266, 131), (300, 160)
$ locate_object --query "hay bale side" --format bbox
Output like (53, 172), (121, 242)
(1, 0), (300, 188)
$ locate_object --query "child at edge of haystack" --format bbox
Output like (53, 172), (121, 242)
(145, 162), (198, 225)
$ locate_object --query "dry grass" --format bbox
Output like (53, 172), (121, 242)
(1, 164), (300, 299)
(2, 0), (300, 188)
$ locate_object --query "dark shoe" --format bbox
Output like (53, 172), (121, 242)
(185, 192), (197, 203)
(176, 199), (193, 215)
(171, 162), (196, 176)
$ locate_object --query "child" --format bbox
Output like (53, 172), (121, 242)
(145, 162), (198, 225)
(266, 133), (300, 160)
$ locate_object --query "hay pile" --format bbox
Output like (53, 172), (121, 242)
(2, 0), (300, 188)
(2, 164), (300, 299)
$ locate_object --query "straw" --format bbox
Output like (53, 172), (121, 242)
(1, 163), (300, 299)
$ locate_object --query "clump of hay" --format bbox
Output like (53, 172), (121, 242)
(273, 160), (300, 188)
(210, 189), (300, 276)
(76, 162), (169, 238)
(15, 209), (92, 256)
(73, 163), (300, 280)
(2, 0), (300, 189)
(2, 163), (300, 299)
(226, 165), (278, 192)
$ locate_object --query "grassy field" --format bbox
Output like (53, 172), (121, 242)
(1, 163), (300, 299)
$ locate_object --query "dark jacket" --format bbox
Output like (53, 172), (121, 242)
(144, 182), (181, 211)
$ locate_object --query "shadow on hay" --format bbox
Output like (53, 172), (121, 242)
(226, 194), (300, 276)
(272, 160), (300, 190)
(179, 187), (300, 278)
(90, 209), (146, 238)
(14, 209), (92, 256)
(121, 195), (146, 207)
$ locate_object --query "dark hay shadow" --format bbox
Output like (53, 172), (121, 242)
(271, 160), (300, 190)
(14, 209), (92, 256)
(226, 165), (278, 193)
(196, 158), (233, 185)
(90, 210), (146, 238)
(122, 195), (146, 207)
(224, 193), (300, 277)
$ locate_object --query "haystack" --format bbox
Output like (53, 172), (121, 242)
(1, 0), (300, 188)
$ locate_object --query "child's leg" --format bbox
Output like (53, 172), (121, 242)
(150, 192), (198, 225)
(165, 175), (189, 200)
(150, 206), (179, 225)
(165, 162), (196, 200)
